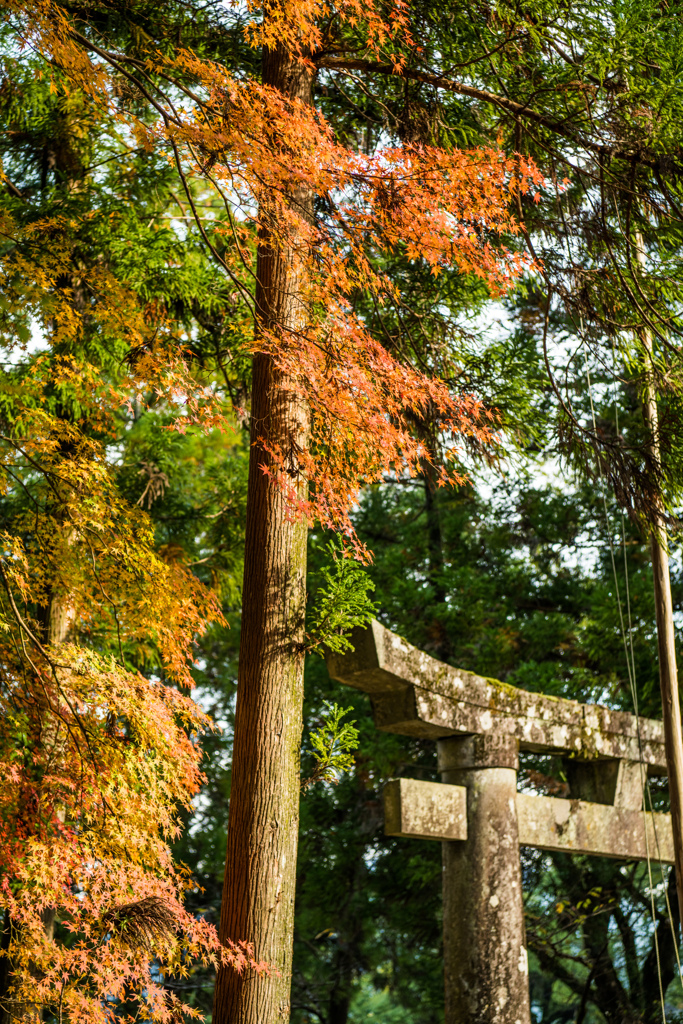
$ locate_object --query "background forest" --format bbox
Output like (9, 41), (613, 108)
(2, 0), (683, 1022)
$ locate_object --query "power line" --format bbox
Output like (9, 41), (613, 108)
(581, 326), (679, 1022)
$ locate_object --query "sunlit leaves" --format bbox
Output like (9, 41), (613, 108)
(0, 420), (265, 1021)
(4, 0), (544, 548)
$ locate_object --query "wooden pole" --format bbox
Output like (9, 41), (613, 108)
(637, 235), (683, 922)
(643, 355), (683, 920)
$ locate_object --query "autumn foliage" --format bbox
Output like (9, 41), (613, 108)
(0, 412), (266, 1022)
(0, 0), (543, 1018)
(5, 0), (542, 539)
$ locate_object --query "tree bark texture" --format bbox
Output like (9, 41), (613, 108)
(212, 45), (313, 1024)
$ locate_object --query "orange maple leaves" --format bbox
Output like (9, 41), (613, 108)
(0, 422), (266, 1022)
(6, 0), (544, 547)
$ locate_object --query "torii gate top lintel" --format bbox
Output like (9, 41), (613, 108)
(327, 618), (667, 771)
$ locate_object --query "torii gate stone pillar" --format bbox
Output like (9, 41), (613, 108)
(327, 621), (675, 1024)
(439, 734), (529, 1024)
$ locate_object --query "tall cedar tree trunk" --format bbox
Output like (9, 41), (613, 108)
(212, 45), (313, 1024)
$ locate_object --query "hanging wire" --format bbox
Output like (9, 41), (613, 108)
(580, 343), (669, 1022)
(610, 343), (683, 989)
(552, 185), (677, 1016)
(577, 315), (683, 1019)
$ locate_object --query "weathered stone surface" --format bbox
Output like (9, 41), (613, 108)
(438, 733), (519, 771)
(383, 778), (467, 841)
(516, 793), (674, 863)
(383, 777), (674, 864)
(327, 621), (667, 770)
(439, 739), (531, 1024)
(564, 757), (644, 809)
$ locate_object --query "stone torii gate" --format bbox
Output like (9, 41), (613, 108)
(326, 620), (675, 1024)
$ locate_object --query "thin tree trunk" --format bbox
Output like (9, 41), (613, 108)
(0, 591), (74, 1024)
(636, 236), (683, 924)
(0, 910), (13, 1024)
(643, 364), (683, 923)
(40, 591), (74, 948)
(212, 44), (313, 1024)
(642, 869), (680, 1020)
